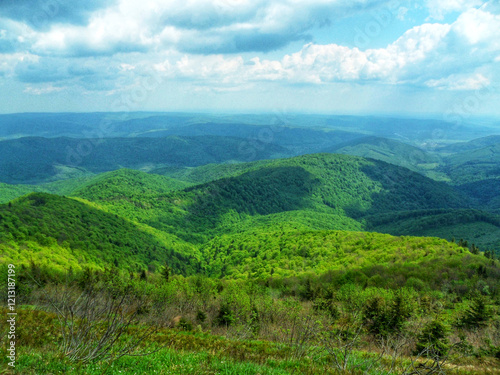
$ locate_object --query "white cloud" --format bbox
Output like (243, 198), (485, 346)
(1, 0), (498, 96)
(426, 0), (484, 20)
(240, 23), (452, 84)
(24, 0), (389, 56)
(425, 73), (490, 90)
(451, 7), (500, 49)
(24, 84), (66, 95)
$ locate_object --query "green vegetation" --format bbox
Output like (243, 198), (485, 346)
(325, 136), (447, 180)
(199, 230), (476, 280)
(70, 154), (470, 245)
(0, 193), (199, 274)
(1, 113), (500, 374)
(442, 143), (500, 184)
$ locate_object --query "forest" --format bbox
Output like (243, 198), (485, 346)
(0, 113), (499, 374)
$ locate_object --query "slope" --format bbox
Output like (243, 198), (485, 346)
(0, 193), (200, 274)
(0, 136), (287, 184)
(366, 209), (500, 253)
(72, 153), (470, 244)
(136, 122), (363, 155)
(324, 136), (445, 180)
(439, 135), (500, 154)
(457, 178), (500, 213)
(199, 229), (484, 281)
(70, 169), (192, 221)
(442, 143), (500, 184)
(0, 176), (97, 204)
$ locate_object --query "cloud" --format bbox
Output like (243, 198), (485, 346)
(451, 7), (500, 49)
(13, 56), (127, 93)
(18, 0), (389, 56)
(2, 0), (498, 98)
(23, 84), (66, 95)
(0, 0), (116, 31)
(236, 22), (453, 84)
(150, 6), (498, 91)
(425, 73), (490, 90)
(426, 0), (484, 20)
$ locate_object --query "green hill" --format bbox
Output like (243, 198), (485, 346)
(366, 209), (500, 253)
(199, 229), (480, 281)
(72, 153), (470, 244)
(457, 178), (500, 212)
(324, 136), (446, 180)
(0, 193), (199, 274)
(70, 169), (192, 222)
(442, 143), (500, 184)
(0, 176), (98, 204)
(439, 135), (500, 154)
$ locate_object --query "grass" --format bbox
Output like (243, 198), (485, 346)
(9, 348), (295, 375)
(1, 307), (498, 375)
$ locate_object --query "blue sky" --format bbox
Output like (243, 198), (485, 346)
(0, 0), (499, 117)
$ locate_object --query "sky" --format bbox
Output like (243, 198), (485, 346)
(0, 0), (499, 118)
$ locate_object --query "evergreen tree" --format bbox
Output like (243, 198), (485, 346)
(161, 262), (172, 282)
(460, 294), (492, 329)
(415, 319), (450, 358)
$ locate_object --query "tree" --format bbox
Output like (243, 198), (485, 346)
(460, 294), (492, 329)
(415, 319), (450, 358)
(161, 262), (171, 282)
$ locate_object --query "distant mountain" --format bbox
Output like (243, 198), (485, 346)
(134, 122), (363, 155)
(1, 112), (494, 145)
(442, 143), (500, 184)
(439, 135), (500, 154)
(0, 136), (287, 184)
(323, 136), (445, 179)
(0, 193), (199, 274)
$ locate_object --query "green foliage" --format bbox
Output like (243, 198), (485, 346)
(69, 153), (470, 246)
(415, 319), (450, 358)
(459, 294), (494, 329)
(199, 229), (476, 279)
(216, 303), (235, 326)
(0, 193), (200, 275)
(442, 143), (500, 184)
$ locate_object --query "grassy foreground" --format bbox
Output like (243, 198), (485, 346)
(1, 307), (499, 375)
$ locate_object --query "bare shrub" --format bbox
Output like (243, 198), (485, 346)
(37, 283), (159, 364)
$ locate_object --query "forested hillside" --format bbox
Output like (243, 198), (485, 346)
(0, 193), (199, 274)
(68, 154), (470, 244)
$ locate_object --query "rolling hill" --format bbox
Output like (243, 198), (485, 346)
(366, 209), (500, 253)
(457, 178), (500, 213)
(199, 229), (480, 281)
(71, 154), (471, 244)
(323, 136), (445, 180)
(0, 135), (287, 184)
(0, 193), (199, 274)
(438, 135), (500, 154)
(442, 142), (500, 184)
